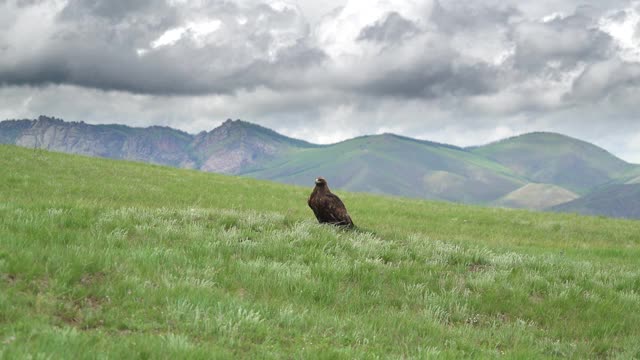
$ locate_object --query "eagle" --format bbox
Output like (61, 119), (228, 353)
(308, 177), (354, 228)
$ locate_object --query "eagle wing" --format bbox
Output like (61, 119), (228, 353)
(309, 192), (353, 227)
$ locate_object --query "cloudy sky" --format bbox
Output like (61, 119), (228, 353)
(1, 0), (640, 162)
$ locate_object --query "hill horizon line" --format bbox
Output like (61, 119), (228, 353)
(4, 115), (631, 163)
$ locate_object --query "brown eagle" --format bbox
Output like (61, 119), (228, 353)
(308, 177), (354, 228)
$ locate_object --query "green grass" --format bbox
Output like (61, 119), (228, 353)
(2, 144), (640, 359)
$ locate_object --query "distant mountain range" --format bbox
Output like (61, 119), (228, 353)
(2, 115), (639, 219)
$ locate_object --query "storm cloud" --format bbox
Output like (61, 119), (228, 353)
(357, 12), (420, 43)
(2, 0), (640, 162)
(0, 0), (324, 94)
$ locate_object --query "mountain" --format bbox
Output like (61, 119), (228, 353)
(471, 132), (635, 194)
(604, 167), (640, 185)
(0, 119), (33, 144)
(552, 184), (640, 219)
(2, 116), (195, 167)
(2, 116), (639, 218)
(191, 119), (315, 174)
(494, 183), (579, 210)
(243, 133), (525, 204)
(0, 116), (312, 173)
(627, 176), (640, 184)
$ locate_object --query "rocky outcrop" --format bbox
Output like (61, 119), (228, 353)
(190, 119), (312, 174)
(0, 116), (311, 174)
(0, 119), (34, 144)
(10, 116), (195, 167)
(16, 116), (126, 157)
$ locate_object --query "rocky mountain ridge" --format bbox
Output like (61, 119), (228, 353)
(1, 116), (310, 174)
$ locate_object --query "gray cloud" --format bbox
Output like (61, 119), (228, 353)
(357, 12), (420, 43)
(0, 0), (324, 95)
(59, 0), (162, 20)
(569, 59), (640, 100)
(326, 3), (510, 99)
(511, 12), (614, 71)
(0, 0), (630, 100)
(432, 1), (519, 33)
(351, 51), (502, 99)
(7, 0), (48, 7)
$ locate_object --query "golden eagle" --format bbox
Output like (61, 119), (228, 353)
(308, 177), (354, 228)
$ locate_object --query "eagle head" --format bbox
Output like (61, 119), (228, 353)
(315, 177), (327, 186)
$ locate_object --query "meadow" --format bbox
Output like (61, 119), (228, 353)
(1, 144), (640, 359)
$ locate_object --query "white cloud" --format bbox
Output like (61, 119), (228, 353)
(150, 26), (188, 48)
(599, 4), (640, 62)
(266, 0), (299, 12)
(542, 12), (568, 22)
(313, 0), (436, 59)
(622, 132), (640, 163)
(0, 0), (66, 66)
(149, 19), (222, 49)
(189, 19), (223, 45)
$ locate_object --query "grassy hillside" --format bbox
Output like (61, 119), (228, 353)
(472, 132), (633, 194)
(244, 134), (525, 204)
(2, 144), (640, 358)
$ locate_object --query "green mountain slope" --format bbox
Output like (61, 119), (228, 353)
(472, 132), (634, 194)
(552, 184), (640, 219)
(2, 144), (640, 358)
(628, 176), (640, 184)
(243, 134), (526, 203)
(606, 166), (640, 185)
(494, 183), (579, 210)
